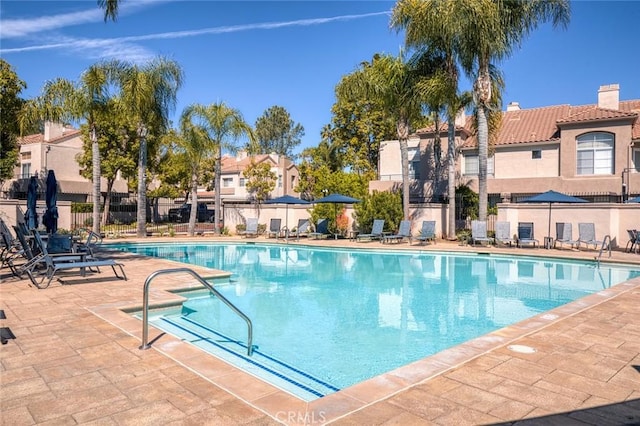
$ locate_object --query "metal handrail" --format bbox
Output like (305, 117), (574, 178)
(596, 235), (612, 266)
(140, 268), (253, 356)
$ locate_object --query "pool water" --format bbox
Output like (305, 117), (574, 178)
(113, 242), (640, 400)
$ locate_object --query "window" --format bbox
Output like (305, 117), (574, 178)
(633, 148), (640, 173)
(239, 178), (245, 187)
(21, 163), (31, 178)
(576, 132), (614, 175)
(464, 154), (494, 176)
(409, 161), (420, 179)
(278, 174), (282, 188)
(222, 178), (233, 188)
(532, 150), (542, 159)
(21, 151), (31, 160)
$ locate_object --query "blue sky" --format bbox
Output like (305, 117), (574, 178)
(1, 1), (639, 155)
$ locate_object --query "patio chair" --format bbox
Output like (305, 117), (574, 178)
(554, 222), (579, 249)
(384, 220), (411, 244)
(289, 219), (310, 240)
(414, 220), (436, 245)
(308, 218), (330, 239)
(517, 222), (539, 248)
(495, 221), (515, 247)
(356, 219), (385, 242)
(267, 218), (282, 238)
(24, 230), (127, 289)
(625, 229), (639, 254)
(577, 222), (603, 251)
(239, 218), (259, 238)
(1, 219), (24, 275)
(471, 220), (494, 246)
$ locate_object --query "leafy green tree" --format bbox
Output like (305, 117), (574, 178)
(181, 102), (255, 234)
(353, 190), (403, 233)
(117, 57), (183, 236)
(244, 160), (277, 210)
(254, 106), (304, 158)
(0, 59), (26, 184)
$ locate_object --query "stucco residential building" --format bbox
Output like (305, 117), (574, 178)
(1, 121), (129, 202)
(373, 84), (640, 204)
(196, 151), (300, 203)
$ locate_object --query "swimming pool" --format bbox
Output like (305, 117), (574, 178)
(111, 242), (640, 401)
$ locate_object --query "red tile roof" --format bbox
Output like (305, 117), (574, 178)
(220, 154), (281, 174)
(17, 129), (82, 145)
(457, 100), (639, 149)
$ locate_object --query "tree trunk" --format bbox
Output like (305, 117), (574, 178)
(397, 118), (410, 220)
(101, 179), (115, 228)
(91, 127), (101, 235)
(447, 115), (456, 239)
(475, 68), (491, 221)
(136, 126), (147, 237)
(214, 145), (222, 235)
(188, 171), (198, 236)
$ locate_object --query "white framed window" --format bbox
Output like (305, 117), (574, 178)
(409, 161), (420, 179)
(239, 178), (245, 187)
(222, 178), (233, 188)
(463, 154), (494, 176)
(576, 132), (614, 175)
(21, 163), (31, 178)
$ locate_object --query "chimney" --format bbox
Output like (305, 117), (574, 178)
(454, 109), (466, 127)
(598, 84), (619, 110)
(44, 121), (65, 141)
(506, 102), (521, 112)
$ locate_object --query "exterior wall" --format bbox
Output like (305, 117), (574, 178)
(0, 200), (73, 232)
(378, 137), (421, 181)
(493, 144), (559, 179)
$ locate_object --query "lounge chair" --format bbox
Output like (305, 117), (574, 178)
(267, 218), (282, 238)
(1, 219), (24, 275)
(384, 220), (411, 244)
(517, 222), (539, 248)
(239, 218), (259, 238)
(625, 229), (639, 253)
(471, 220), (494, 246)
(495, 221), (515, 247)
(414, 220), (436, 245)
(356, 219), (385, 242)
(25, 230), (127, 289)
(554, 222), (578, 249)
(577, 222), (603, 250)
(308, 219), (330, 239)
(289, 219), (310, 240)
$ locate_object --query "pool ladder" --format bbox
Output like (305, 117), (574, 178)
(139, 268), (254, 356)
(596, 235), (612, 266)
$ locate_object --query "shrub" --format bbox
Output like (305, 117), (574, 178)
(353, 190), (403, 233)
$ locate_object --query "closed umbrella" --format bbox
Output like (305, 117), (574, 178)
(25, 176), (38, 230)
(312, 193), (361, 238)
(519, 190), (588, 247)
(264, 195), (310, 237)
(43, 170), (58, 233)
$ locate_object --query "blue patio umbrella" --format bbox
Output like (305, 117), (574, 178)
(43, 170), (59, 233)
(312, 193), (361, 237)
(519, 190), (588, 240)
(25, 176), (39, 230)
(264, 195), (310, 233)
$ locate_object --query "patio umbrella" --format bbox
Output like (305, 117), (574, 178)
(312, 193), (361, 238)
(519, 190), (588, 244)
(264, 195), (310, 235)
(25, 175), (38, 230)
(43, 170), (58, 234)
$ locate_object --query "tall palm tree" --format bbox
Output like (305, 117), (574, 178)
(181, 102), (255, 235)
(20, 61), (127, 234)
(461, 0), (570, 220)
(118, 57), (183, 237)
(97, 0), (120, 22)
(338, 54), (424, 220)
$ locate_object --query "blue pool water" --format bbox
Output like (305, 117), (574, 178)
(111, 242), (640, 400)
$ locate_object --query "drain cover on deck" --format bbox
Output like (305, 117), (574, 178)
(507, 344), (536, 354)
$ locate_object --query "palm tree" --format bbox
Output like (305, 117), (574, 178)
(97, 0), (120, 22)
(20, 61), (127, 235)
(170, 116), (212, 236)
(117, 57), (183, 237)
(338, 54), (424, 220)
(181, 102), (255, 235)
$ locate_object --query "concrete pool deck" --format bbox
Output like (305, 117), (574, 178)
(1, 237), (639, 425)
